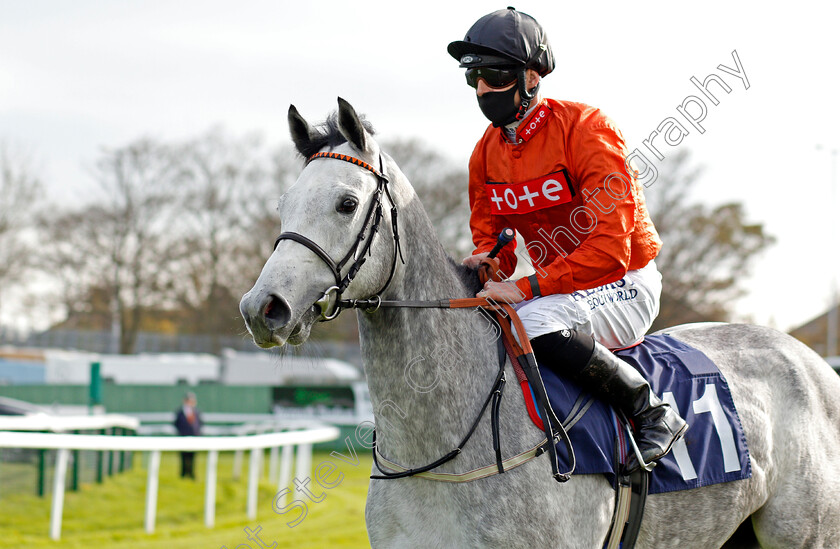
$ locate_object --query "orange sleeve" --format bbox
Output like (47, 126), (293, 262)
(515, 112), (635, 298)
(468, 142), (517, 277)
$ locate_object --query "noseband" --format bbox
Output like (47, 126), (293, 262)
(273, 151), (403, 320)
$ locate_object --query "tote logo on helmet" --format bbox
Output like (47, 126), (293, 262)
(486, 170), (573, 215)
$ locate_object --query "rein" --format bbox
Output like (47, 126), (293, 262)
(274, 150), (575, 484)
(371, 348), (507, 480)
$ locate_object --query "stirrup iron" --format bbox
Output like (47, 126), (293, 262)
(620, 412), (656, 473)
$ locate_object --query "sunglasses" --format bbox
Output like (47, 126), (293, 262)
(465, 67), (519, 89)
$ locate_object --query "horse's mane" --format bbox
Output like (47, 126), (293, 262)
(295, 110), (377, 158)
(449, 258), (483, 296)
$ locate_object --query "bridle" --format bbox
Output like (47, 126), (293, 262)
(273, 150), (404, 321)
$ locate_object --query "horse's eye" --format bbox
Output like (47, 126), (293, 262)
(337, 197), (358, 214)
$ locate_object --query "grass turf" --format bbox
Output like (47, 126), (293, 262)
(0, 451), (372, 549)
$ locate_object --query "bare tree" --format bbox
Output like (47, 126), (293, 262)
(169, 128), (274, 340)
(33, 132), (304, 350)
(382, 138), (472, 258)
(237, 143), (301, 286)
(39, 138), (181, 353)
(645, 150), (775, 330)
(0, 142), (42, 319)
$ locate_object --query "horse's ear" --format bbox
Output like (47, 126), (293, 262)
(288, 105), (316, 157)
(337, 97), (367, 152)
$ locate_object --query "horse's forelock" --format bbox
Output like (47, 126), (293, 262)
(294, 110), (376, 159)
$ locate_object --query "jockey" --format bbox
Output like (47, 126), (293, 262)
(449, 7), (687, 467)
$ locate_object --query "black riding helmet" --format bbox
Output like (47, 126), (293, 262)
(448, 7), (554, 127)
(447, 7), (555, 75)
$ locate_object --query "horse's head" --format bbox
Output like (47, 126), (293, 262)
(240, 98), (404, 348)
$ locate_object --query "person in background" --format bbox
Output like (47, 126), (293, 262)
(174, 391), (202, 479)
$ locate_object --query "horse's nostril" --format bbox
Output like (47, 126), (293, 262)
(262, 294), (292, 329)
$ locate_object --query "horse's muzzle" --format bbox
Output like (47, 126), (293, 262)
(240, 290), (293, 347)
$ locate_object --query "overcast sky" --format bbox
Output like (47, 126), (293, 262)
(2, 0), (839, 332)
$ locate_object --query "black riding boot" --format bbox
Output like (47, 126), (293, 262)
(531, 330), (688, 466)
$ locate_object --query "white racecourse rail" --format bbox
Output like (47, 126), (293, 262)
(0, 425), (339, 540)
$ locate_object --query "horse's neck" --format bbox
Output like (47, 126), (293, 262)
(358, 198), (504, 465)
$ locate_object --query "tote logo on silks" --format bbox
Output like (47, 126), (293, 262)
(486, 170), (573, 215)
(517, 104), (551, 142)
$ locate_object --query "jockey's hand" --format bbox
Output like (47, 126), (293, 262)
(477, 280), (525, 304)
(462, 252), (490, 269)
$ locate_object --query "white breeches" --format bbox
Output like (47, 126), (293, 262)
(514, 261), (662, 350)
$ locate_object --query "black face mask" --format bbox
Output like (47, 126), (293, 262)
(477, 84), (519, 128)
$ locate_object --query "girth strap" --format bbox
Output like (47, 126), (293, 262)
(370, 360), (507, 480)
(373, 436), (549, 483)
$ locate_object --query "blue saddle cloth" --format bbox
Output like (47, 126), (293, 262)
(529, 333), (752, 494)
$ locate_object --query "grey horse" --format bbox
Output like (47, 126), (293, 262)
(240, 98), (840, 548)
